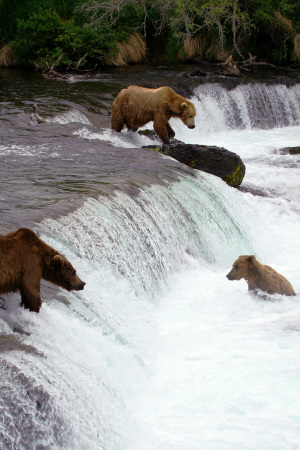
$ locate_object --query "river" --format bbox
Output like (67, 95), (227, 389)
(0, 65), (300, 449)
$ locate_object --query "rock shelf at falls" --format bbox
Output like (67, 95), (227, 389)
(142, 133), (246, 187)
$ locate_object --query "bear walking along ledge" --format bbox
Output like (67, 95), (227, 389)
(226, 255), (296, 296)
(110, 84), (245, 187)
(111, 85), (196, 144)
(0, 228), (86, 313)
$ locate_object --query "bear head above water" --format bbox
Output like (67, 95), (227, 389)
(226, 255), (295, 296)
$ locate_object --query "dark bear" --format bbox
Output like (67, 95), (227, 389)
(226, 255), (295, 296)
(111, 85), (196, 143)
(0, 228), (86, 312)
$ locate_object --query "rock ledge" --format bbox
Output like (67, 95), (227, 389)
(142, 133), (246, 187)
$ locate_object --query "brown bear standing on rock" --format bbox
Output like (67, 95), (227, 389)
(111, 86), (196, 143)
(0, 228), (86, 313)
(226, 255), (295, 296)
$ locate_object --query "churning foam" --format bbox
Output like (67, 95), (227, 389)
(1, 80), (300, 449)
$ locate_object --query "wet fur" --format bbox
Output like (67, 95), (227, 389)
(0, 228), (85, 312)
(227, 255), (295, 296)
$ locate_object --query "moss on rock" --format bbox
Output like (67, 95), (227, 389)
(222, 163), (245, 186)
(161, 141), (246, 187)
(288, 147), (300, 155)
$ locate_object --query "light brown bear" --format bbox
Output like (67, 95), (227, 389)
(226, 255), (295, 296)
(0, 228), (86, 313)
(111, 85), (196, 143)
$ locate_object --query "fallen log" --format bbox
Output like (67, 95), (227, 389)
(42, 53), (70, 79)
(187, 54), (284, 78)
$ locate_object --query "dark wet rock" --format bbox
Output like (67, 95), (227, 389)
(188, 67), (208, 77)
(278, 146), (300, 155)
(161, 141), (245, 186)
(138, 129), (158, 140)
(141, 132), (246, 187)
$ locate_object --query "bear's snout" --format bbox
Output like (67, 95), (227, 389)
(74, 280), (86, 291)
(72, 276), (86, 290)
(188, 124), (195, 129)
(226, 271), (234, 280)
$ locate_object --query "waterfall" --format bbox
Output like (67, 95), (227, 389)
(41, 171), (256, 298)
(0, 169), (260, 449)
(172, 83), (300, 137)
(1, 76), (300, 449)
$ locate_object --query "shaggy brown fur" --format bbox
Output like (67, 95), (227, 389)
(111, 86), (196, 143)
(0, 228), (86, 312)
(226, 255), (295, 296)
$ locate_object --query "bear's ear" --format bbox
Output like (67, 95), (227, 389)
(247, 255), (256, 263)
(53, 254), (66, 267)
(181, 102), (188, 110)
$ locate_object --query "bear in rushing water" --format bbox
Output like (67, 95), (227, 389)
(226, 255), (295, 296)
(0, 228), (86, 312)
(111, 85), (196, 143)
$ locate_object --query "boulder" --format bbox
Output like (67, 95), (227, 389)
(140, 132), (245, 186)
(161, 140), (245, 186)
(279, 146), (300, 155)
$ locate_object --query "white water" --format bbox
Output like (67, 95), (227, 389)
(1, 82), (300, 449)
(129, 84), (300, 449)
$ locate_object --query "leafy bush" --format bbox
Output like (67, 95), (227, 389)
(2, 0), (300, 67)
(0, 0), (83, 45)
(10, 8), (119, 68)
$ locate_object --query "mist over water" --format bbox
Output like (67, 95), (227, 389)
(0, 69), (300, 449)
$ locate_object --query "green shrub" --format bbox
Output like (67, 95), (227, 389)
(0, 0), (83, 45)
(2, 0), (300, 67)
(10, 7), (119, 68)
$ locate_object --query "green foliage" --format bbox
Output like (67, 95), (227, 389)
(165, 34), (181, 61)
(248, 0), (299, 62)
(78, 1), (143, 39)
(11, 9), (63, 65)
(0, 0), (83, 45)
(10, 7), (119, 68)
(1, 0), (299, 66)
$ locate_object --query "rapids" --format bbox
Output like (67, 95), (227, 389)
(0, 66), (299, 449)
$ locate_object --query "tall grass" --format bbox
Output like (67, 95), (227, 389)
(103, 33), (146, 66)
(293, 34), (300, 61)
(177, 31), (230, 62)
(0, 45), (16, 67)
